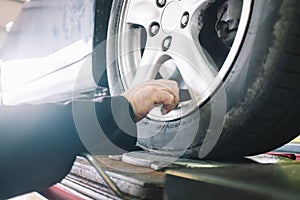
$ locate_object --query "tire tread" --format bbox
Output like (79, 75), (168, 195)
(210, 0), (300, 159)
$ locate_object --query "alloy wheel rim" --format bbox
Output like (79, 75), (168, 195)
(111, 0), (253, 121)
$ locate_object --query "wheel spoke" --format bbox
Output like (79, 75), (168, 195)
(167, 32), (218, 98)
(125, 0), (161, 28)
(132, 48), (164, 87)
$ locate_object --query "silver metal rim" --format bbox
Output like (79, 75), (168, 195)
(113, 0), (253, 121)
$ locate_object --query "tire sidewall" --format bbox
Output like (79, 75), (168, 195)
(106, 0), (286, 158)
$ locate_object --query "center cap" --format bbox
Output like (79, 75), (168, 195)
(161, 1), (182, 34)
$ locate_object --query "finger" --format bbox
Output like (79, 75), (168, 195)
(161, 104), (175, 115)
(149, 80), (180, 104)
(155, 91), (177, 115)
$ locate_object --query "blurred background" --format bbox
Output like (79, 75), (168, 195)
(0, 0), (24, 47)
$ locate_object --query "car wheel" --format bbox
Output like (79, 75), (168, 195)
(104, 0), (300, 159)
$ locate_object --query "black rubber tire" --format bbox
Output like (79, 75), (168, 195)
(92, 0), (113, 88)
(105, 0), (300, 159)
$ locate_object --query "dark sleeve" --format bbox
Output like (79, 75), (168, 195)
(95, 95), (138, 151)
(0, 96), (137, 199)
(0, 103), (85, 199)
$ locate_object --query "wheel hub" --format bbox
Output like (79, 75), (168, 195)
(161, 1), (182, 34)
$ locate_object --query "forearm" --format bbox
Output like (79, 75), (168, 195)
(0, 96), (137, 199)
(95, 96), (138, 151)
(0, 103), (85, 198)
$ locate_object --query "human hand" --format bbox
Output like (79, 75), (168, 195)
(122, 79), (179, 122)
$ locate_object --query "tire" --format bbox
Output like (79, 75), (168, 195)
(93, 0), (113, 87)
(105, 0), (300, 159)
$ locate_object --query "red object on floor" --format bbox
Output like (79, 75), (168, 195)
(42, 185), (83, 200)
(267, 152), (300, 161)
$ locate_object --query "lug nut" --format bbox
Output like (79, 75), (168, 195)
(157, 0), (166, 7)
(181, 12), (190, 28)
(149, 22), (160, 36)
(162, 36), (172, 51)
